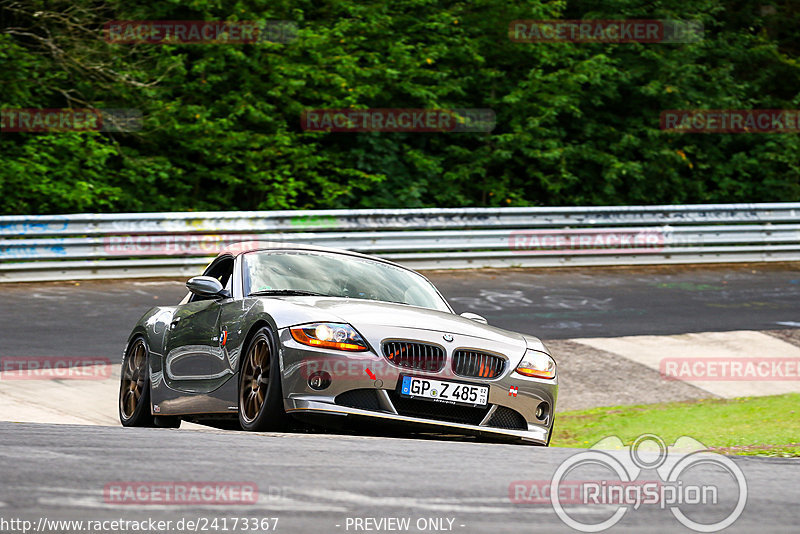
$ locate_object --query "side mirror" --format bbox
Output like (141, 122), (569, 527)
(186, 276), (229, 299)
(460, 312), (488, 325)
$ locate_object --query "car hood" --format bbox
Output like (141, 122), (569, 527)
(255, 296), (547, 353)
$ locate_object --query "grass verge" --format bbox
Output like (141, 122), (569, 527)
(551, 393), (800, 457)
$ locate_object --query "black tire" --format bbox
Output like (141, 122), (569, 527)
(238, 327), (287, 431)
(119, 337), (155, 427)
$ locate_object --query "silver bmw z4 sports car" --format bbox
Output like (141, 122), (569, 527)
(119, 243), (558, 445)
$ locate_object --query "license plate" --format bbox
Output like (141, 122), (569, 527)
(399, 375), (489, 406)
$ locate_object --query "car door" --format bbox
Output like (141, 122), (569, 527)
(163, 256), (236, 393)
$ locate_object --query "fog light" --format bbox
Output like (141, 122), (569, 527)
(308, 371), (331, 390)
(535, 402), (550, 421)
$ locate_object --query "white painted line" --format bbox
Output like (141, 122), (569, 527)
(0, 448), (83, 461)
(291, 489), (517, 514)
(10, 486), (101, 496)
(254, 494), (346, 512)
(28, 292), (69, 300)
(35, 495), (341, 512)
(36, 497), (119, 510)
(25, 485), (342, 512)
(776, 321), (800, 328)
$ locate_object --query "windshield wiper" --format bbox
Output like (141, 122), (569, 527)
(248, 289), (330, 297)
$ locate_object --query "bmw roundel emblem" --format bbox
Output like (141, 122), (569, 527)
(443, 334), (454, 342)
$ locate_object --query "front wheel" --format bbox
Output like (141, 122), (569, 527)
(546, 418), (555, 446)
(238, 327), (287, 431)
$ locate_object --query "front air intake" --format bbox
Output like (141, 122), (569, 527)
(452, 350), (505, 378)
(382, 341), (446, 372)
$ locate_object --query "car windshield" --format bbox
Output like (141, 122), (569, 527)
(242, 250), (451, 312)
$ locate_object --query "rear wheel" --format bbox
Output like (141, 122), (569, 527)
(119, 337), (181, 428)
(238, 327), (286, 431)
(119, 337), (154, 427)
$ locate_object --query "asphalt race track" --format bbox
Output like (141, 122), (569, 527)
(1, 264), (799, 533)
(1, 422), (798, 533)
(2, 263), (800, 357)
(433, 263), (800, 339)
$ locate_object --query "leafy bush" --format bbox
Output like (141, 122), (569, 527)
(1, 0), (798, 214)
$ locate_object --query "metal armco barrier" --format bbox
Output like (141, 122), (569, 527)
(0, 203), (799, 282)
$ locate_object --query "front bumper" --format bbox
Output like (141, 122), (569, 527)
(279, 327), (558, 445)
(286, 396), (551, 444)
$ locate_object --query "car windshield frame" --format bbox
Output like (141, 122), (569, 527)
(241, 249), (453, 313)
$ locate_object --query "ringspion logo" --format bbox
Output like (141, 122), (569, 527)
(511, 434), (747, 532)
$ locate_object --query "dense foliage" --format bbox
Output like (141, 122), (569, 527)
(1, 0), (799, 214)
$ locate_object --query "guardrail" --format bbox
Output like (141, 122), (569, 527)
(1, 203), (799, 282)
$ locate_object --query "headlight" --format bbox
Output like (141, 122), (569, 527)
(289, 322), (368, 352)
(515, 350), (556, 379)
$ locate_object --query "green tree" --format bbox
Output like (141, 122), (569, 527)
(0, 0), (798, 214)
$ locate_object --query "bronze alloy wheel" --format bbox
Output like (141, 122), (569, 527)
(239, 334), (271, 424)
(237, 328), (287, 431)
(120, 338), (147, 421)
